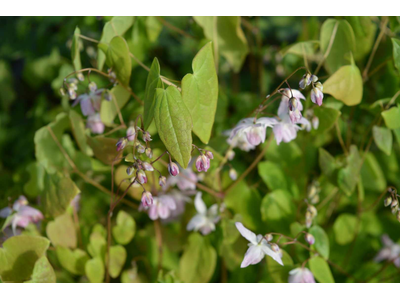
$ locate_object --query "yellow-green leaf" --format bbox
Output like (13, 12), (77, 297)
(309, 256), (335, 283)
(71, 27), (82, 72)
(85, 257), (104, 283)
(109, 245), (127, 279)
(100, 85), (131, 126)
(25, 256), (56, 283)
(382, 105), (400, 129)
(69, 110), (92, 156)
(143, 57), (163, 129)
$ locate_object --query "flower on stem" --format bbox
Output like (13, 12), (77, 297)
(167, 164), (197, 191)
(305, 233), (315, 245)
(142, 131), (152, 142)
(136, 142), (146, 154)
(229, 168), (238, 181)
(374, 234), (400, 268)
(299, 73), (312, 90)
(272, 115), (310, 145)
(141, 191), (154, 207)
(205, 151), (214, 160)
(0, 196), (44, 235)
(288, 268), (315, 283)
(72, 81), (105, 116)
(227, 149), (235, 161)
(116, 137), (128, 152)
(235, 222), (283, 268)
(86, 113), (105, 134)
(278, 88), (306, 124)
(126, 126), (136, 142)
(227, 132), (255, 152)
(168, 162), (180, 176)
(148, 195), (177, 220)
(142, 162), (154, 172)
(311, 85), (324, 106)
(187, 192), (220, 235)
(384, 196), (392, 207)
(228, 118), (277, 148)
(159, 176), (167, 187)
(145, 148), (153, 159)
(137, 170), (147, 184)
(195, 154), (210, 172)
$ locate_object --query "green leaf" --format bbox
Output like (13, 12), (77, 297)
(345, 17), (377, 60)
(179, 233), (216, 283)
(258, 161), (287, 191)
(85, 257), (105, 283)
(146, 16), (163, 43)
(320, 19), (356, 73)
(41, 171), (80, 218)
(281, 40), (319, 58)
(87, 231), (106, 259)
(100, 85), (131, 126)
(0, 236), (50, 282)
(112, 210), (136, 245)
(71, 27), (82, 72)
(266, 249), (293, 283)
(261, 190), (296, 232)
(323, 64), (363, 106)
(87, 136), (122, 165)
(69, 110), (92, 156)
(333, 213), (358, 245)
(221, 218), (241, 244)
(23, 162), (45, 198)
(194, 16), (248, 73)
(372, 126), (392, 156)
(98, 16), (135, 70)
(313, 106), (341, 133)
(392, 38), (400, 71)
(34, 112), (70, 173)
(46, 213), (77, 249)
(109, 245), (127, 279)
(309, 226), (330, 259)
(337, 145), (361, 196)
(182, 42), (218, 144)
(154, 86), (192, 168)
(56, 246), (89, 275)
(106, 36), (131, 86)
(318, 148), (337, 178)
(143, 57), (163, 129)
(26, 256), (56, 283)
(361, 153), (387, 193)
(309, 256), (335, 283)
(382, 105), (400, 129)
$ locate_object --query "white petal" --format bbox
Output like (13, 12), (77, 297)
(241, 245), (265, 268)
(194, 192), (207, 214)
(187, 214), (207, 231)
(235, 222), (257, 245)
(261, 241), (284, 266)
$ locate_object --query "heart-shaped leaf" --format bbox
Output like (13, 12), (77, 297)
(112, 210), (136, 245)
(382, 105), (400, 129)
(25, 256), (56, 283)
(85, 257), (104, 283)
(46, 213), (77, 249)
(309, 256), (335, 283)
(100, 85), (131, 126)
(56, 246), (89, 275)
(109, 245), (127, 279)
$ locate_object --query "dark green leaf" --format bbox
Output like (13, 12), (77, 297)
(106, 36), (131, 86)
(392, 38), (400, 71)
(258, 161), (288, 191)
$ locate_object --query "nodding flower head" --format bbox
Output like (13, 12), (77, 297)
(126, 165), (135, 176)
(86, 113), (105, 134)
(196, 154), (210, 172)
(305, 233), (315, 245)
(168, 162), (180, 176)
(126, 126), (136, 142)
(116, 138), (128, 152)
(145, 148), (153, 159)
(205, 151), (214, 160)
(142, 162), (154, 172)
(289, 268), (315, 283)
(137, 170), (147, 184)
(88, 81), (97, 93)
(311, 87), (324, 106)
(136, 143), (146, 154)
(141, 191), (153, 207)
(384, 196), (392, 207)
(229, 168), (238, 181)
(159, 176), (167, 187)
(299, 73), (312, 89)
(143, 131), (152, 142)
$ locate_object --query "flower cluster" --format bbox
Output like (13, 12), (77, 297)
(383, 187), (400, 222)
(195, 150), (214, 173)
(305, 203), (318, 228)
(299, 73), (324, 106)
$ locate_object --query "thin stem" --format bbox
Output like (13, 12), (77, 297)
(154, 219), (163, 272)
(155, 16), (194, 39)
(335, 121), (348, 156)
(314, 21), (339, 75)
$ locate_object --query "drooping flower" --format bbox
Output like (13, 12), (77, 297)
(142, 131), (152, 142)
(168, 162), (180, 176)
(187, 192), (220, 235)
(159, 176), (167, 187)
(71, 82), (106, 116)
(311, 85), (324, 106)
(195, 154), (210, 172)
(126, 125), (136, 141)
(288, 268), (315, 283)
(228, 118), (277, 147)
(229, 168), (238, 181)
(116, 137), (128, 152)
(305, 233), (315, 245)
(272, 115), (310, 145)
(86, 113), (105, 134)
(0, 196), (44, 235)
(141, 191), (154, 207)
(167, 165), (197, 191)
(137, 170), (147, 184)
(278, 89), (306, 124)
(227, 132), (256, 152)
(148, 195), (177, 220)
(374, 234), (400, 268)
(235, 222), (283, 268)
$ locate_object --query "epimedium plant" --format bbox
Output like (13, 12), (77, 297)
(1, 16), (400, 284)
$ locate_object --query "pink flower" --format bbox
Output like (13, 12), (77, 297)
(126, 126), (136, 141)
(235, 222), (283, 268)
(72, 82), (104, 116)
(168, 162), (180, 176)
(311, 87), (324, 106)
(375, 234), (400, 268)
(187, 192), (220, 235)
(278, 89), (305, 124)
(141, 191), (153, 207)
(148, 195), (177, 220)
(195, 155), (210, 172)
(228, 118), (277, 147)
(86, 113), (105, 134)
(288, 268), (315, 283)
(167, 166), (198, 191)
(0, 196), (43, 235)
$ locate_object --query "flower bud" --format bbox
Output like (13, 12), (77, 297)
(143, 131), (152, 142)
(305, 233), (315, 245)
(145, 148), (153, 159)
(265, 234), (273, 242)
(307, 205), (318, 218)
(299, 73), (311, 89)
(196, 155), (210, 172)
(136, 143), (145, 154)
(77, 72), (85, 82)
(137, 170), (147, 184)
(126, 126), (136, 142)
(391, 199), (398, 209)
(229, 168), (238, 181)
(227, 149), (235, 161)
(126, 165), (135, 176)
(59, 87), (66, 96)
(315, 81), (323, 91)
(311, 87), (324, 106)
(205, 150), (214, 160)
(384, 196), (392, 207)
(311, 74), (318, 83)
(288, 97), (297, 111)
(68, 87), (77, 100)
(116, 137), (128, 152)
(271, 243), (280, 252)
(142, 162), (154, 172)
(168, 162), (179, 176)
(305, 217), (312, 228)
(159, 176), (167, 187)
(391, 204), (398, 215)
(88, 81), (97, 92)
(141, 191), (153, 207)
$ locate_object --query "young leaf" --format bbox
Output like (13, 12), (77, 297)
(100, 85), (131, 126)
(46, 213), (77, 249)
(26, 256), (56, 283)
(323, 64), (363, 106)
(112, 210), (136, 245)
(69, 110), (92, 156)
(392, 38), (400, 71)
(71, 27), (82, 72)
(97, 16), (135, 70)
(0, 236), (50, 283)
(85, 257), (105, 283)
(345, 17), (376, 60)
(87, 231), (106, 259)
(154, 86), (192, 168)
(372, 125), (393, 156)
(179, 233), (216, 283)
(309, 256), (335, 283)
(106, 36), (132, 86)
(309, 225), (330, 259)
(382, 105), (400, 129)
(182, 42), (218, 144)
(56, 246), (89, 275)
(313, 106), (341, 133)
(41, 171), (80, 218)
(320, 19), (356, 73)
(143, 57), (163, 129)
(109, 245), (127, 279)
(333, 213), (358, 245)
(281, 40), (320, 58)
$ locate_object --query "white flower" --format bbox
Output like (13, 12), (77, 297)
(288, 267), (315, 283)
(272, 115), (310, 145)
(235, 222), (283, 268)
(227, 132), (256, 152)
(228, 118), (277, 148)
(375, 234), (400, 268)
(187, 192), (220, 235)
(278, 89), (305, 123)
